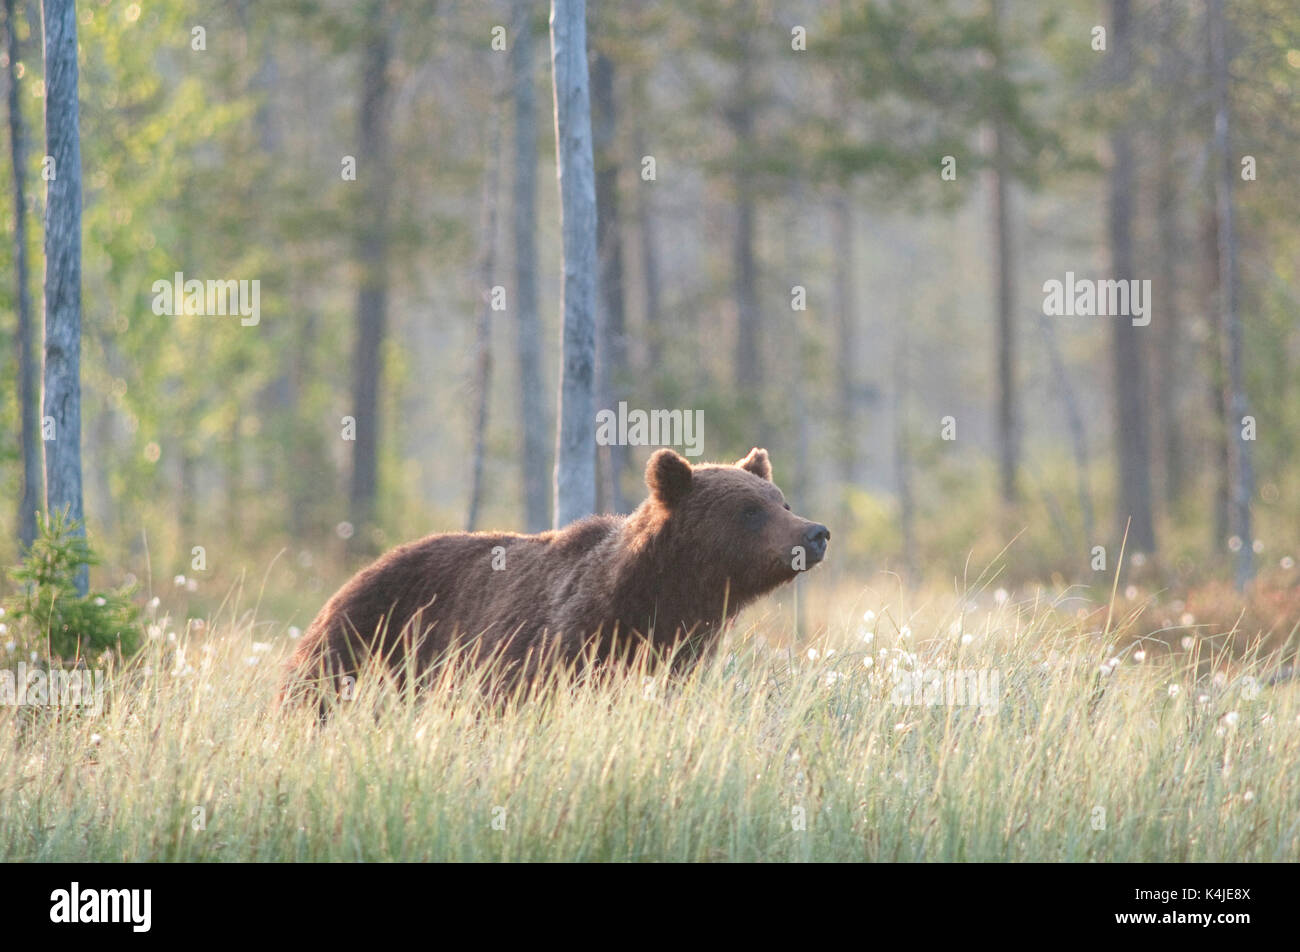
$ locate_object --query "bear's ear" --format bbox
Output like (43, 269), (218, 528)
(646, 448), (693, 506)
(736, 447), (772, 481)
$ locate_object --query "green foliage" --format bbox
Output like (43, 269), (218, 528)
(4, 511), (139, 660)
(1, 0), (1297, 603)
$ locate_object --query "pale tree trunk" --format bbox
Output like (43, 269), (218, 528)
(174, 208), (198, 545)
(591, 48), (628, 513)
(778, 192), (810, 508)
(1202, 206), (1230, 549)
(832, 193), (857, 486)
(1154, 139), (1185, 507)
(1152, 0), (1186, 508)
(290, 311), (318, 537)
(5, 0), (41, 549)
(466, 95), (503, 532)
(630, 0), (662, 376)
(348, 5), (393, 554)
(549, 0), (597, 528)
(632, 119), (663, 374)
(894, 304), (915, 584)
(1037, 313), (1095, 544)
(779, 193), (809, 637)
(41, 0), (86, 593)
(179, 448), (197, 542)
(1209, 0), (1253, 588)
(1108, 0), (1157, 556)
(989, 0), (1018, 505)
(226, 410), (242, 538)
(512, 0), (549, 532)
(729, 48), (760, 406)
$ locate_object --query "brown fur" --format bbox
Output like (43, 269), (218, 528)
(280, 447), (829, 711)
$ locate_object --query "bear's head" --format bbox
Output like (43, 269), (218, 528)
(640, 446), (830, 606)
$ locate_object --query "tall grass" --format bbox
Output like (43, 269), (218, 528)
(2, 584), (1297, 861)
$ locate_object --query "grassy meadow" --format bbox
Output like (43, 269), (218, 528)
(3, 571), (1297, 863)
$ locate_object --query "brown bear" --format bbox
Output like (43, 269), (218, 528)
(280, 447), (828, 711)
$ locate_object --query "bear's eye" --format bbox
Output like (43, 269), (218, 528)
(783, 503), (791, 511)
(742, 503), (763, 523)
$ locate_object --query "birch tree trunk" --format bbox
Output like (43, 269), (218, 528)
(41, 0), (86, 593)
(1202, 206), (1231, 551)
(729, 45), (760, 406)
(832, 193), (858, 486)
(1209, 0), (1254, 587)
(632, 119), (663, 374)
(348, 5), (393, 554)
(1108, 0), (1157, 556)
(1154, 139), (1185, 507)
(592, 47), (629, 513)
(5, 0), (41, 550)
(512, 0), (550, 532)
(894, 302), (915, 584)
(989, 0), (1018, 505)
(466, 95), (503, 532)
(1152, 0), (1186, 509)
(549, 0), (597, 528)
(1038, 313), (1095, 545)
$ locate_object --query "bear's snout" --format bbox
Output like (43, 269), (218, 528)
(802, 523), (830, 563)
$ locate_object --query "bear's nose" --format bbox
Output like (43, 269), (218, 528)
(803, 524), (830, 561)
